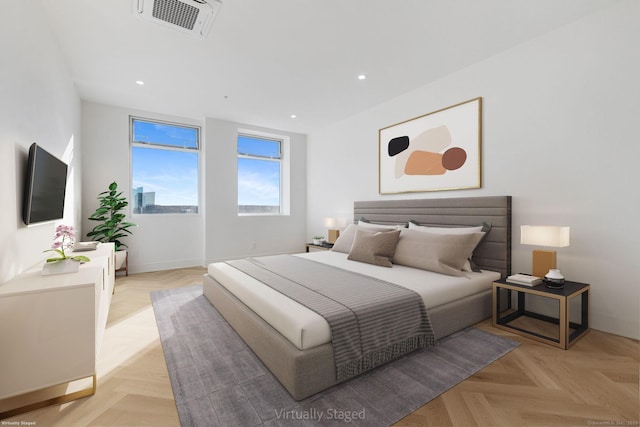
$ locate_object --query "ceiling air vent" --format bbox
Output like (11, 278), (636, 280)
(135, 0), (222, 39)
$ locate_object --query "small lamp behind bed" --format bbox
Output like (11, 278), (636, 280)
(521, 225), (570, 288)
(324, 217), (346, 244)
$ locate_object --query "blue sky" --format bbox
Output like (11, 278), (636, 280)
(132, 146), (199, 206)
(132, 120), (199, 206)
(237, 157), (280, 206)
(132, 121), (280, 207)
(237, 135), (281, 207)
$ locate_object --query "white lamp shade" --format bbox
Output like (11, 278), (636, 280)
(323, 217), (346, 229)
(521, 225), (570, 247)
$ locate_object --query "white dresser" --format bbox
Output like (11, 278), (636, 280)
(0, 243), (115, 417)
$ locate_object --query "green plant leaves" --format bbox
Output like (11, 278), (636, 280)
(87, 181), (136, 250)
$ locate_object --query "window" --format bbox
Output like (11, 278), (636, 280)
(238, 133), (288, 215)
(130, 117), (200, 214)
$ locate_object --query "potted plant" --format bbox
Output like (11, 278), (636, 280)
(312, 236), (325, 245)
(87, 181), (136, 270)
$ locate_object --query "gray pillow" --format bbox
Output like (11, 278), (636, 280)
(332, 222), (400, 253)
(392, 229), (485, 276)
(347, 229), (401, 267)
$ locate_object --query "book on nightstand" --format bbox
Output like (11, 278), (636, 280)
(506, 273), (542, 287)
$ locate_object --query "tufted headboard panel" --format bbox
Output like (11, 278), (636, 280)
(353, 196), (512, 279)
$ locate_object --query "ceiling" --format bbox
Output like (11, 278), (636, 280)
(40, 0), (613, 134)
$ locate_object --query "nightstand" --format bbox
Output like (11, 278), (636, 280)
(305, 243), (333, 252)
(492, 279), (590, 349)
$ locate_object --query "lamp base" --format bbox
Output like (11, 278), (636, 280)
(327, 229), (340, 244)
(532, 249), (557, 279)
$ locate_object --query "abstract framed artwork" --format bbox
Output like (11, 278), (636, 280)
(378, 97), (482, 194)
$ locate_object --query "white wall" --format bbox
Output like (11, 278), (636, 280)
(0, 1), (81, 284)
(307, 0), (640, 339)
(204, 117), (307, 263)
(81, 102), (205, 273)
(81, 106), (307, 273)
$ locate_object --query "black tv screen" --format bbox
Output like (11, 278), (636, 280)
(22, 143), (68, 225)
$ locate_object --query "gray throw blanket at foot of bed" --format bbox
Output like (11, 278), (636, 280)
(226, 255), (437, 382)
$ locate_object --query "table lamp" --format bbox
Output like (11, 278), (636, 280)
(323, 217), (346, 244)
(520, 225), (570, 287)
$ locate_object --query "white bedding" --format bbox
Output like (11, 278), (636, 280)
(207, 251), (500, 351)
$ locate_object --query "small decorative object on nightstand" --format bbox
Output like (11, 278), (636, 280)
(492, 278), (590, 349)
(544, 269), (565, 289)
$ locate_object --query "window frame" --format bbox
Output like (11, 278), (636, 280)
(129, 116), (201, 215)
(237, 129), (290, 216)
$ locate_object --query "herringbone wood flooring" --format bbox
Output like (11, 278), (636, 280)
(3, 268), (638, 426)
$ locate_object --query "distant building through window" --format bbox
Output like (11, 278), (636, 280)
(130, 117), (200, 214)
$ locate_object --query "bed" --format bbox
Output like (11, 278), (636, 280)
(203, 196), (512, 400)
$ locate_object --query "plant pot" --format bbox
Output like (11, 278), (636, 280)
(42, 259), (80, 276)
(115, 250), (127, 270)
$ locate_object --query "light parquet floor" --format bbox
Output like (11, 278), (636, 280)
(395, 324), (639, 427)
(3, 267), (638, 426)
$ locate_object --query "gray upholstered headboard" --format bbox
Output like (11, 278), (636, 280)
(353, 196), (512, 279)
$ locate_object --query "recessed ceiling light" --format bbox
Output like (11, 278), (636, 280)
(135, 80), (145, 85)
(357, 74), (367, 80)
(290, 114), (297, 119)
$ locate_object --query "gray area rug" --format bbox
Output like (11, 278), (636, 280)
(151, 284), (519, 426)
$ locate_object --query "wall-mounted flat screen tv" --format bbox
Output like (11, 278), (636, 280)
(22, 143), (68, 225)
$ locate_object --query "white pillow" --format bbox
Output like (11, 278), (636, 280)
(331, 224), (358, 253)
(408, 222), (490, 272)
(358, 220), (402, 231)
(392, 229), (485, 277)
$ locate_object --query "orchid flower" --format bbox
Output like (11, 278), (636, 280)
(44, 225), (90, 263)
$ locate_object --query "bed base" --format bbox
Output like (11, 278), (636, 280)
(202, 196), (511, 400)
(203, 273), (492, 401)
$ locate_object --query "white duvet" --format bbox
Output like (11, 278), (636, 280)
(207, 251), (499, 351)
